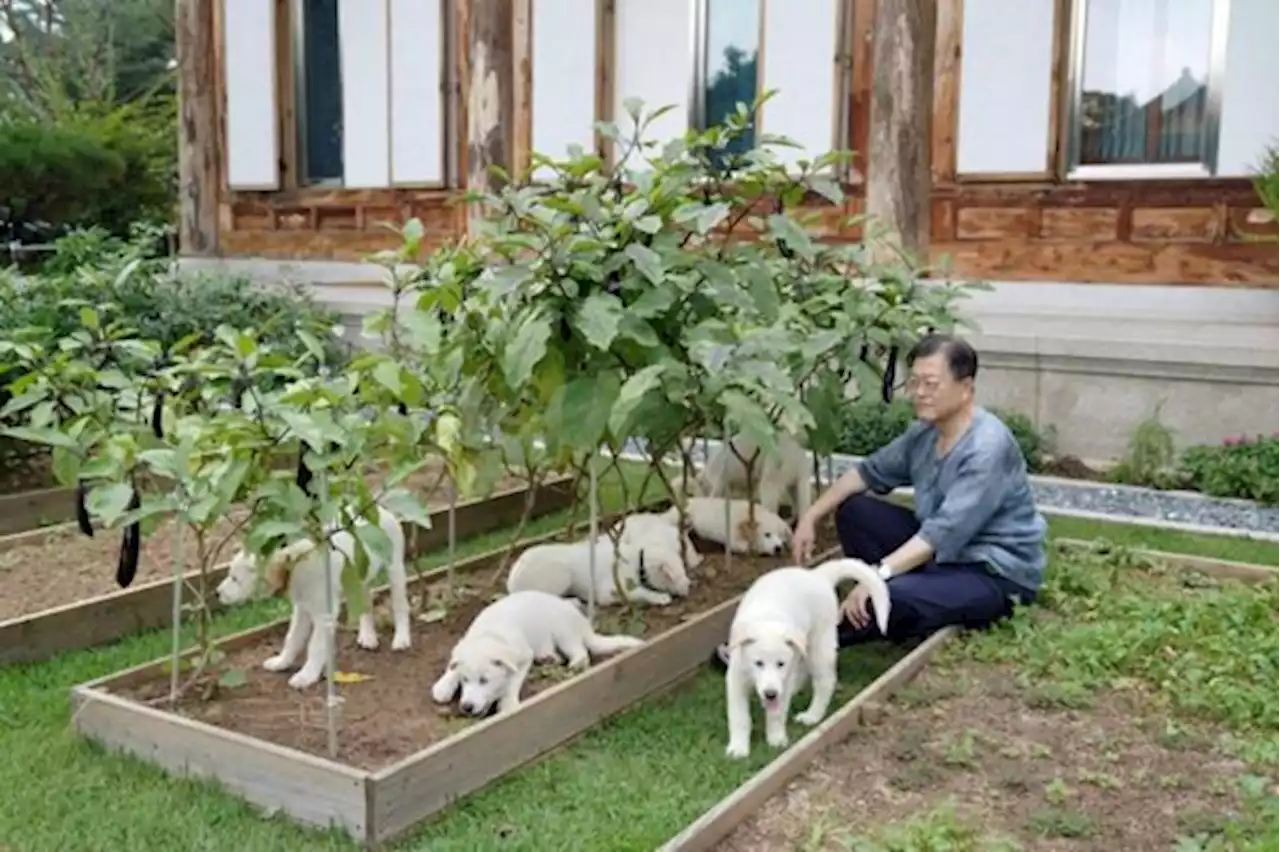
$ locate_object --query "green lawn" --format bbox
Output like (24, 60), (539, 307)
(0, 477), (1274, 851)
(755, 530), (1279, 850)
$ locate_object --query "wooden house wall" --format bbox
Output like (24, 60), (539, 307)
(209, 0), (1278, 287)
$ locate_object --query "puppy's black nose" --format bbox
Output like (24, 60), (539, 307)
(460, 701), (476, 715)
(763, 688), (779, 701)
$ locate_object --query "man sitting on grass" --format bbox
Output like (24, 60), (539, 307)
(712, 333), (1047, 668)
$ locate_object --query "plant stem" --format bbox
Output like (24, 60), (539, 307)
(587, 453), (599, 624)
(167, 521), (187, 708)
(447, 475), (457, 598)
(318, 470), (340, 760)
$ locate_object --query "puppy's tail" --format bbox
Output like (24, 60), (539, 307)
(811, 558), (891, 636)
(584, 630), (646, 657)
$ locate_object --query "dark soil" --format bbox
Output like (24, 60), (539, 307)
(0, 461), (525, 622)
(718, 665), (1263, 852)
(116, 525), (840, 771)
(1039, 454), (1107, 482)
(0, 451), (55, 496)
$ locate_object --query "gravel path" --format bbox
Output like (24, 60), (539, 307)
(617, 438), (1280, 536)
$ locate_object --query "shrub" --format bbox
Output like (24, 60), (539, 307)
(836, 398), (916, 456)
(1108, 404), (1183, 489)
(0, 96), (177, 247)
(1179, 435), (1279, 506)
(989, 407), (1055, 473)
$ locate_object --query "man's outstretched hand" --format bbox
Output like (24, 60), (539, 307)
(792, 513), (817, 564)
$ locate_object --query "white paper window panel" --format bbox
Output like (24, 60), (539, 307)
(338, 0), (391, 188)
(956, 0), (1057, 175)
(1217, 0), (1279, 176)
(389, 0), (446, 185)
(531, 0), (598, 175)
(614, 0), (694, 150)
(760, 0), (839, 170)
(223, 0), (279, 189)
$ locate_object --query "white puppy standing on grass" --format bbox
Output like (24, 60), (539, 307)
(431, 589), (646, 717)
(667, 497), (792, 556)
(723, 558), (891, 759)
(216, 504), (412, 689)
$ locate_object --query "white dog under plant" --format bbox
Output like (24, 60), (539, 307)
(699, 432), (813, 519)
(723, 557), (891, 759)
(614, 510), (704, 571)
(430, 589), (646, 717)
(505, 531), (688, 606)
(216, 504), (411, 689)
(666, 497), (791, 556)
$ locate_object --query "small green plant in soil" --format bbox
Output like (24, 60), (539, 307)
(1179, 433), (1279, 506)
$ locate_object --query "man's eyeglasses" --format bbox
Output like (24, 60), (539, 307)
(905, 376), (944, 395)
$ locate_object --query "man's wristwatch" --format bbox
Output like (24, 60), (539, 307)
(875, 562), (893, 581)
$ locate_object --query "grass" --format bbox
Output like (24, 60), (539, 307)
(758, 537), (1279, 850)
(1045, 514), (1278, 566)
(0, 466), (1276, 850)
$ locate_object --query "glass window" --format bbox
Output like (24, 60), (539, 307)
(295, 0), (344, 185)
(699, 0), (761, 158)
(1067, 0), (1225, 177)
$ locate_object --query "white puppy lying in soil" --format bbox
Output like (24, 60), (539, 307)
(667, 497), (791, 556)
(723, 558), (891, 759)
(431, 590), (646, 717)
(216, 504), (412, 689)
(699, 432), (814, 519)
(505, 531), (689, 606)
(614, 510), (704, 571)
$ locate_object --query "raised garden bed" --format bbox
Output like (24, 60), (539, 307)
(669, 546), (1278, 851)
(69, 505), (841, 845)
(1, 473), (571, 665)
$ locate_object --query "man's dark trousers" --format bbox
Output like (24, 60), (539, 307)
(835, 493), (1034, 647)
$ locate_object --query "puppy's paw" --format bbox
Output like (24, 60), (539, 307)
(648, 593), (673, 606)
(565, 654), (590, 670)
(795, 708), (825, 726)
(430, 678), (457, 704)
(262, 655), (292, 672)
(288, 669), (322, 689)
(766, 729), (790, 749)
(356, 631), (380, 651)
(725, 741), (751, 760)
(390, 633), (411, 652)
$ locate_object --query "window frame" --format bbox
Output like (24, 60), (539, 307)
(685, 0), (851, 175)
(290, 0), (344, 189)
(1061, 0), (1232, 181)
(287, 0), (458, 191)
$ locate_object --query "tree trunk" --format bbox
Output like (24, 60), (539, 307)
(865, 0), (936, 263)
(465, 0), (516, 234)
(175, 0), (220, 256)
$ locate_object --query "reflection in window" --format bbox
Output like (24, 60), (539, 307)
(297, 0), (344, 184)
(1073, 0), (1218, 169)
(700, 0), (760, 158)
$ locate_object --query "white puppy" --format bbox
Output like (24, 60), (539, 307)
(431, 590), (646, 716)
(723, 558), (891, 759)
(700, 433), (813, 519)
(216, 504), (411, 689)
(505, 532), (687, 606)
(666, 497), (791, 556)
(614, 510), (704, 571)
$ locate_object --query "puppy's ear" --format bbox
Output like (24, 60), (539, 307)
(727, 625), (756, 653)
(490, 655), (520, 673)
(262, 552), (299, 597)
(783, 627), (808, 659)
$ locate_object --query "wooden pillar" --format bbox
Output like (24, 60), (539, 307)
(864, 0), (936, 263)
(464, 0), (517, 234)
(175, 0), (220, 256)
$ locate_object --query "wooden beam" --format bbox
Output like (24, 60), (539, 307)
(463, 0), (517, 233)
(175, 0), (221, 256)
(930, 0), (961, 185)
(864, 0), (936, 262)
